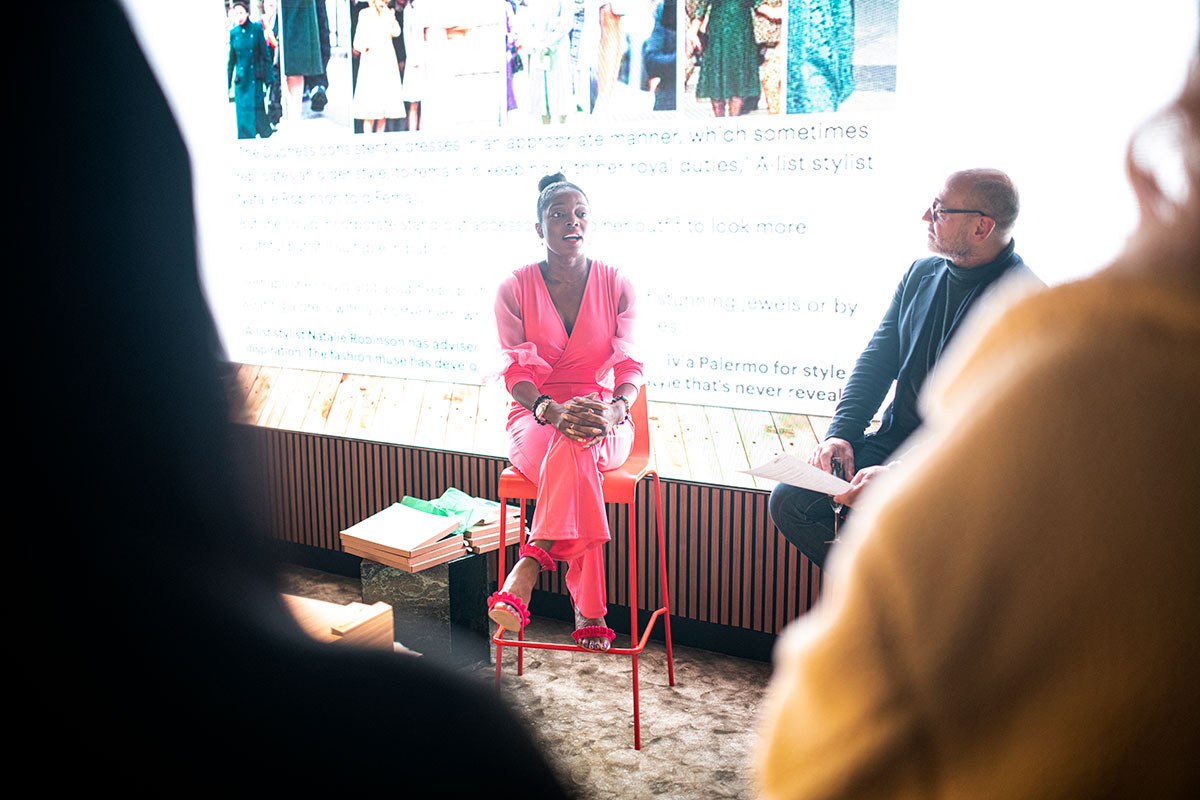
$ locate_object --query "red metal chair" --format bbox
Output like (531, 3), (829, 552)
(492, 389), (675, 750)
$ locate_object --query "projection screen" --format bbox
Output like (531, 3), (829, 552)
(123, 0), (1197, 416)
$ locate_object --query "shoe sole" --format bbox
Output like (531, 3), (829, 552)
(488, 606), (522, 632)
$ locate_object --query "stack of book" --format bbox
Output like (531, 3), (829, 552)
(339, 502), (467, 573)
(462, 505), (527, 554)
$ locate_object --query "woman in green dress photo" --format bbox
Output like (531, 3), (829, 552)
(686, 0), (781, 116)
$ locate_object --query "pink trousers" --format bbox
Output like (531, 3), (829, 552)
(507, 409), (634, 620)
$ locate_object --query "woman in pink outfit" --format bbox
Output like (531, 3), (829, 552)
(487, 172), (643, 652)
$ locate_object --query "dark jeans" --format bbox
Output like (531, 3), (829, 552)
(767, 438), (895, 569)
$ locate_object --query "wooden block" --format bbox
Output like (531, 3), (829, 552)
(329, 601), (394, 636)
(281, 594), (394, 650)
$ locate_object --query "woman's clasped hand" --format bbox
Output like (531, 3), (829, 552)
(551, 393), (622, 447)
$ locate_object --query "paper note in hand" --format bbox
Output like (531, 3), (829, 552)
(742, 453), (853, 496)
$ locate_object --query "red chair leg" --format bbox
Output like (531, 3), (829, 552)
(632, 653), (641, 750)
(627, 502), (641, 749)
(517, 499), (526, 675)
(495, 494), (507, 689)
(652, 474), (675, 686)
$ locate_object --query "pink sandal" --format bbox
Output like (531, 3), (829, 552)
(572, 625), (617, 647)
(487, 590), (530, 631)
(486, 543), (556, 631)
(518, 542), (555, 573)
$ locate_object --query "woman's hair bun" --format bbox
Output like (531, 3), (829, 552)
(538, 172), (568, 192)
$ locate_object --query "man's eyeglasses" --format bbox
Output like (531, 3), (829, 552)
(930, 201), (990, 222)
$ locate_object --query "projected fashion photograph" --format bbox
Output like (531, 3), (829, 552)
(507, 1), (671, 125)
(349, 0), (406, 133)
(786, 0), (897, 115)
(684, 0), (784, 118)
(681, 0), (898, 118)
(224, 1), (352, 139)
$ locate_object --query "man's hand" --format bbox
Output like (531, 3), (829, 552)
(832, 464), (891, 508)
(808, 437), (855, 477)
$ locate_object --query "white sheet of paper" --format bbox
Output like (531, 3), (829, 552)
(741, 453), (852, 495)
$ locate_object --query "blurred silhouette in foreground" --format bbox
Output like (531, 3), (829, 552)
(36, 3), (572, 792)
(756, 40), (1200, 800)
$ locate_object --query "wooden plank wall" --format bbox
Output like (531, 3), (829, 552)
(227, 363), (832, 636)
(229, 363), (834, 488)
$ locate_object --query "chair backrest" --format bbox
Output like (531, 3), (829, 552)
(599, 388), (654, 504)
(623, 388), (652, 475)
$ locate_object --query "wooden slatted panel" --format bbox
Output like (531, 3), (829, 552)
(238, 425), (819, 635)
(719, 485), (750, 631)
(713, 486), (735, 626)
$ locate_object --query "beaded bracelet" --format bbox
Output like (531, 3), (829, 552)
(532, 394), (552, 425)
(611, 394), (630, 425)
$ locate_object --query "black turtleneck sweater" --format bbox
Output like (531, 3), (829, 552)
(825, 239), (1041, 459)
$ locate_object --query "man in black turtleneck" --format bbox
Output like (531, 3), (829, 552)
(770, 168), (1043, 570)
